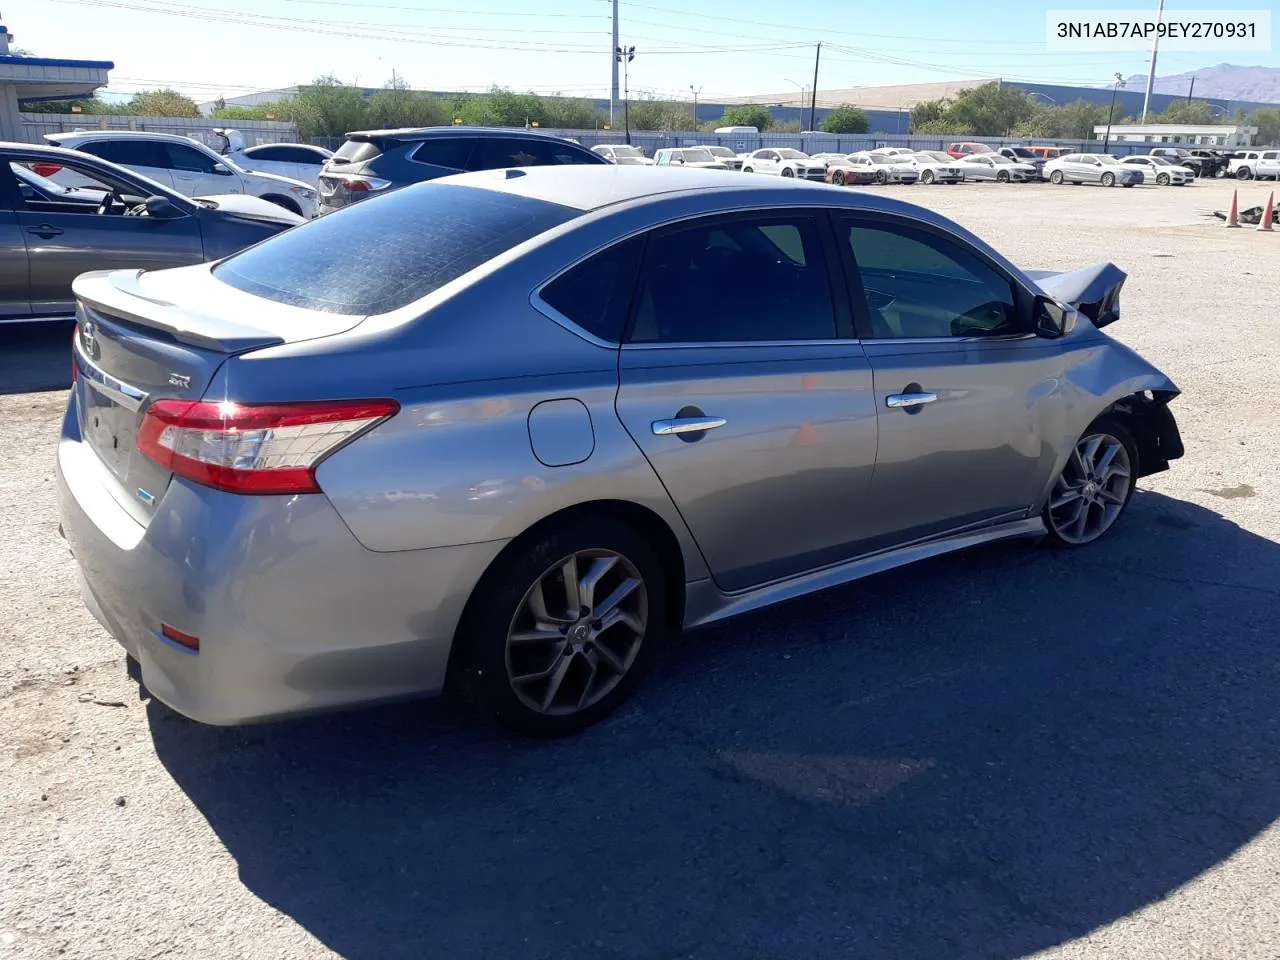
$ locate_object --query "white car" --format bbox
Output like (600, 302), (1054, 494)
(44, 131), (318, 217)
(740, 148), (826, 180)
(875, 147), (915, 157)
(211, 129), (332, 188)
(653, 147), (728, 170)
(955, 154), (1038, 183)
(852, 151), (920, 184)
(697, 146), (744, 170)
(902, 151), (966, 184)
(1044, 153), (1144, 187)
(1119, 155), (1194, 186)
(1229, 149), (1280, 180)
(591, 144), (653, 166)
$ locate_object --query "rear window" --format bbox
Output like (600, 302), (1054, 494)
(214, 183), (580, 315)
(332, 139), (383, 164)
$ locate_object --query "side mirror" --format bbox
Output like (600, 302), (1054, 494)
(212, 162), (234, 176)
(1034, 296), (1070, 339)
(144, 195), (181, 219)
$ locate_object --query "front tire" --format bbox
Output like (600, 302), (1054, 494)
(1156, 173), (1170, 185)
(742, 166), (753, 174)
(1042, 417), (1138, 548)
(1101, 172), (1116, 187)
(996, 170), (1010, 183)
(921, 169), (935, 184)
(875, 169), (888, 184)
(1050, 170), (1064, 185)
(781, 167), (795, 178)
(460, 516), (668, 737)
(832, 169), (846, 186)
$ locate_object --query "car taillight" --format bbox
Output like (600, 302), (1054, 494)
(342, 177), (391, 193)
(136, 398), (398, 495)
(32, 162), (63, 178)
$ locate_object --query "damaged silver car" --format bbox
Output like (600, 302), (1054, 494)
(57, 167), (1182, 737)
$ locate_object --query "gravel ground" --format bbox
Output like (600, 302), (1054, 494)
(2, 180), (1278, 960)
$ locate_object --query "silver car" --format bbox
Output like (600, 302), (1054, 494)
(1045, 154), (1145, 187)
(57, 167), (1183, 737)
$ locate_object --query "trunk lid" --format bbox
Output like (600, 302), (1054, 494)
(71, 266), (363, 523)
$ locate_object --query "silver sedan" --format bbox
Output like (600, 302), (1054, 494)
(58, 167), (1182, 736)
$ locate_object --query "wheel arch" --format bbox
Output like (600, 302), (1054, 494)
(1097, 390), (1183, 479)
(451, 499), (691, 669)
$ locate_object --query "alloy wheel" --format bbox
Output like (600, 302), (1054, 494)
(1101, 172), (1115, 187)
(1046, 433), (1132, 545)
(505, 550), (648, 716)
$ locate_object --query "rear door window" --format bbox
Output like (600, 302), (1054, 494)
(468, 138), (596, 170)
(213, 183), (580, 315)
(332, 139), (383, 164)
(412, 137), (477, 170)
(75, 139), (169, 168)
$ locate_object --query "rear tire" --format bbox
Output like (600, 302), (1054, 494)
(1050, 170), (1064, 185)
(1236, 167), (1252, 180)
(458, 516), (669, 738)
(832, 169), (846, 186)
(742, 166), (753, 174)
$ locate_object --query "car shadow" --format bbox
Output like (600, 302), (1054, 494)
(0, 320), (74, 395)
(147, 490), (1280, 959)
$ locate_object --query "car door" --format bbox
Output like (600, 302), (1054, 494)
(74, 139), (176, 190)
(0, 163), (32, 321)
(835, 213), (1056, 548)
(753, 150), (779, 174)
(613, 209), (878, 591)
(15, 154), (203, 317)
(163, 141), (238, 197)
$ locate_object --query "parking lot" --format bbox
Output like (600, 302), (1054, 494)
(2, 178), (1278, 959)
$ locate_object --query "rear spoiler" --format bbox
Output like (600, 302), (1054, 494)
(73, 270), (285, 353)
(1026, 262), (1126, 329)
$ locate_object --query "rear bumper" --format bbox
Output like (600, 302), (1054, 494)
(55, 394), (506, 725)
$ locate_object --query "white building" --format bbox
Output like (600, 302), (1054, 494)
(1092, 124), (1259, 147)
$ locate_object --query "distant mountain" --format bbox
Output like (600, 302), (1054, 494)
(1124, 64), (1280, 104)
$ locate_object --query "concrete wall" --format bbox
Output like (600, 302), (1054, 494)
(18, 113), (299, 148)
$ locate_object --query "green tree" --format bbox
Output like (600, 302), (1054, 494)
(913, 117), (974, 135)
(290, 77), (371, 138)
(1154, 100), (1216, 125)
(125, 89), (201, 118)
(542, 94), (605, 130)
(627, 97), (695, 130)
(941, 82), (1034, 136)
(212, 104), (273, 121)
(716, 104), (773, 131)
(1013, 99), (1106, 140)
(367, 74), (447, 129)
(820, 104), (869, 134)
(910, 99), (949, 129)
(1254, 107), (1280, 145)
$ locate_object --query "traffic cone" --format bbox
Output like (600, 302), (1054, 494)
(1257, 191), (1275, 232)
(1225, 189), (1241, 227)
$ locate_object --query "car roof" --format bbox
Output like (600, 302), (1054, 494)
(45, 130), (204, 146)
(343, 126), (580, 144)
(433, 164), (858, 212)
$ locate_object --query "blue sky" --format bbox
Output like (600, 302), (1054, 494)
(8, 0), (1277, 103)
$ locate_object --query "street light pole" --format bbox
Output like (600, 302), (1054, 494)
(615, 45), (635, 144)
(1103, 72), (1125, 153)
(690, 84), (702, 131)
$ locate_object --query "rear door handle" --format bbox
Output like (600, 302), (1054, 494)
(29, 225), (63, 238)
(885, 392), (938, 409)
(652, 416), (727, 436)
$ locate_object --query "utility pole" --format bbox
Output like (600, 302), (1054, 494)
(1103, 73), (1125, 152)
(610, 0), (620, 125)
(808, 42), (821, 132)
(1141, 0), (1165, 121)
(616, 45), (635, 144)
(1187, 76), (1195, 102)
(690, 84), (702, 131)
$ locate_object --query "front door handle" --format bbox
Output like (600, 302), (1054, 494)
(652, 416), (727, 436)
(29, 225), (63, 238)
(885, 392), (938, 409)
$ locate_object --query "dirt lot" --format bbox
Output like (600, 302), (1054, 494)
(2, 179), (1278, 960)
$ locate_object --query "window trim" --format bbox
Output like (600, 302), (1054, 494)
(833, 211), (1033, 344)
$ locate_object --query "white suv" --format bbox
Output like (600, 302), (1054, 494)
(44, 131), (318, 217)
(1229, 149), (1280, 180)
